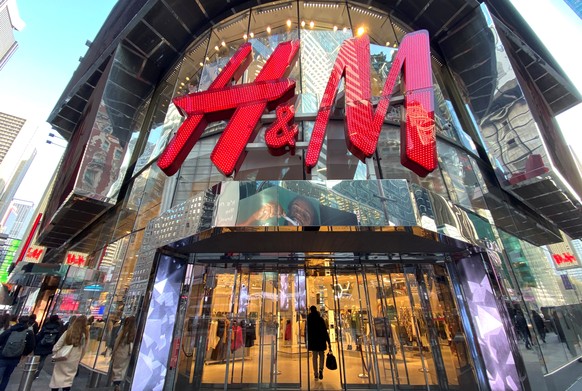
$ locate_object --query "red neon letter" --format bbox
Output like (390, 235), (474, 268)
(158, 41), (300, 176)
(305, 30), (436, 177)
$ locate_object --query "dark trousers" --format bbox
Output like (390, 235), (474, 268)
(35, 354), (49, 376)
(0, 357), (20, 391)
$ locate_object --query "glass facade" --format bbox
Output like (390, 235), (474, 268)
(16, 1), (582, 391)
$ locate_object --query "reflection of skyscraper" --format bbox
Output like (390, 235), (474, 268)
(0, 0), (25, 70)
(1, 199), (33, 238)
(0, 149), (35, 222)
(0, 112), (26, 164)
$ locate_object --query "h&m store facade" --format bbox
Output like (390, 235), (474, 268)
(17, 0), (582, 390)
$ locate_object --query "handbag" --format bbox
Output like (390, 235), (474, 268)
(52, 344), (73, 362)
(325, 351), (337, 370)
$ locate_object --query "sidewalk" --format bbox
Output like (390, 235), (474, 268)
(5, 358), (109, 391)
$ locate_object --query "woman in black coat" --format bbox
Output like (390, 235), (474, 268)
(306, 306), (331, 381)
(33, 315), (62, 378)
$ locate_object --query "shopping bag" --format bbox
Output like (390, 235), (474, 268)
(52, 344), (73, 362)
(326, 351), (337, 370)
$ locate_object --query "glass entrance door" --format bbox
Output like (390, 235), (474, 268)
(304, 263), (477, 390)
(175, 264), (305, 389)
(173, 261), (477, 390)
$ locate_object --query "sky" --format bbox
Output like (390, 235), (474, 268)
(0, 0), (580, 210)
(0, 0), (118, 206)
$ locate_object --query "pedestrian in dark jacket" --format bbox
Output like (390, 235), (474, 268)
(34, 315), (62, 378)
(306, 306), (331, 381)
(0, 316), (35, 391)
(514, 311), (532, 349)
(531, 310), (546, 343)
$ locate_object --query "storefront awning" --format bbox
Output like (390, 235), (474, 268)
(7, 262), (68, 287)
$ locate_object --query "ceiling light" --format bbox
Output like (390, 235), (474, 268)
(357, 27), (365, 36)
(333, 26), (338, 32)
(309, 21), (314, 29)
(286, 19), (292, 28)
(350, 6), (384, 19)
(267, 26), (271, 34)
(303, 3), (339, 8)
(257, 2), (293, 14)
(301, 20), (305, 27)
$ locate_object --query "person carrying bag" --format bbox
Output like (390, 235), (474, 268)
(326, 351), (337, 370)
(306, 306), (332, 381)
(49, 315), (88, 391)
(34, 315), (62, 378)
(110, 316), (137, 391)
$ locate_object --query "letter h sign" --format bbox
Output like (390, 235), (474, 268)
(158, 30), (436, 178)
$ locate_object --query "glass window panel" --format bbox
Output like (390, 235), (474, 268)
(199, 13), (250, 91)
(377, 124), (448, 197)
(79, 237), (130, 370)
(172, 135), (224, 207)
(93, 45), (152, 201)
(347, 5), (399, 47)
(433, 66), (480, 153)
(248, 2), (299, 83)
(133, 164), (169, 231)
(437, 141), (488, 214)
(298, 29), (351, 114)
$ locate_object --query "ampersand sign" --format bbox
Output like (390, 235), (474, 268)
(265, 104), (298, 156)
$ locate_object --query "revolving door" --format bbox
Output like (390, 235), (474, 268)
(172, 259), (478, 390)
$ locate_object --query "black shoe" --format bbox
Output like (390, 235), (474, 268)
(314, 373), (318, 381)
(319, 370), (323, 380)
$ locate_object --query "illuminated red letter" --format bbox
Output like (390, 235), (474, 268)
(158, 41), (300, 176)
(305, 30), (436, 177)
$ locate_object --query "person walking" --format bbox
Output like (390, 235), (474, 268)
(306, 306), (331, 381)
(34, 315), (62, 379)
(110, 316), (136, 391)
(531, 310), (546, 343)
(49, 315), (88, 391)
(514, 310), (532, 349)
(0, 315), (35, 391)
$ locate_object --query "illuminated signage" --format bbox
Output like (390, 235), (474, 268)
(66, 251), (87, 267)
(552, 252), (577, 267)
(159, 31), (435, 177)
(24, 245), (45, 263)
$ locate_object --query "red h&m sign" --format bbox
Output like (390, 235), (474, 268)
(24, 245), (45, 263)
(66, 252), (87, 267)
(158, 31), (436, 177)
(552, 252), (577, 266)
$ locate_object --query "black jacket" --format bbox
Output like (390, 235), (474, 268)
(34, 322), (62, 356)
(0, 323), (35, 359)
(306, 312), (331, 351)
